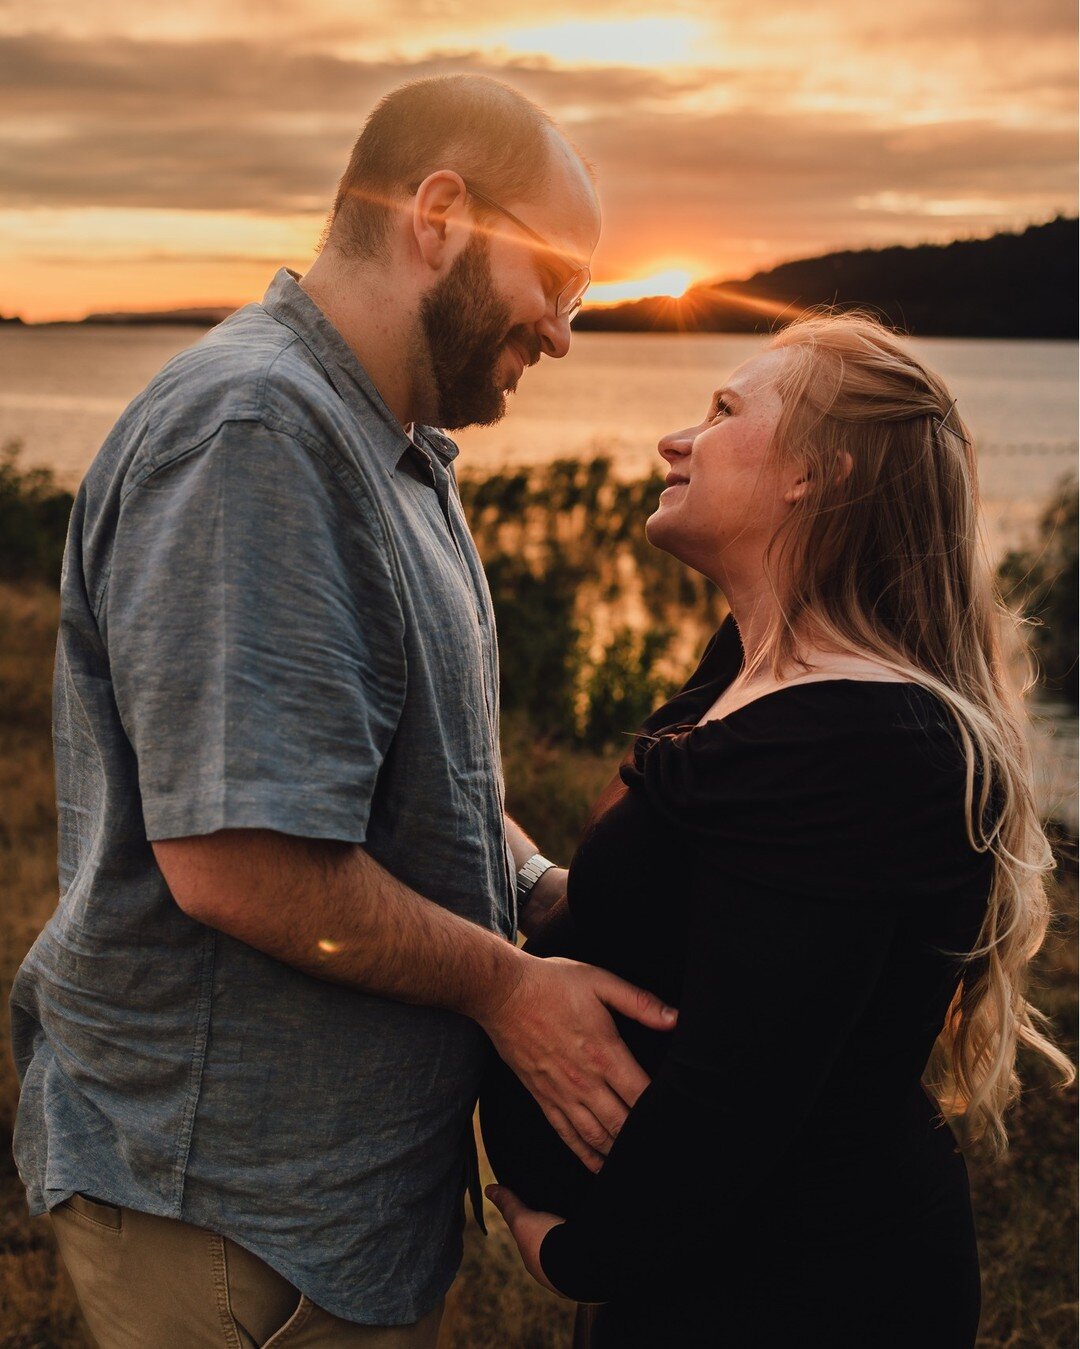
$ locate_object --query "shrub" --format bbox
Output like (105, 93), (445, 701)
(460, 458), (722, 746)
(999, 478), (1079, 705)
(0, 442), (73, 588)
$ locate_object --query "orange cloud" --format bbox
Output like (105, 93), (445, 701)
(0, 6), (1075, 320)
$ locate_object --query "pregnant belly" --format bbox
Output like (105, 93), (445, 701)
(478, 901), (671, 1218)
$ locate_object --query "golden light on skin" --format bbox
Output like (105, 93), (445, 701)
(482, 18), (706, 68)
(317, 939), (344, 954)
(585, 267), (695, 306)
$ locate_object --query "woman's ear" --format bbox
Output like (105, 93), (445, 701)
(784, 469), (811, 504)
(784, 451), (853, 503)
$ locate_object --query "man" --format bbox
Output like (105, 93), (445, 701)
(10, 75), (676, 1346)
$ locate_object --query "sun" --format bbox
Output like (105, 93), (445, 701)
(584, 268), (695, 307)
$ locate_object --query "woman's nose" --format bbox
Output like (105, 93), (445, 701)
(658, 427), (694, 464)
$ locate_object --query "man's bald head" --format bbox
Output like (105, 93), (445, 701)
(325, 74), (595, 259)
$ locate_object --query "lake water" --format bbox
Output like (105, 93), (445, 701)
(1, 323), (1076, 826)
(1, 325), (1076, 560)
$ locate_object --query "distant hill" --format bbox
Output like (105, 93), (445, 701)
(575, 217), (1079, 338)
(3, 218), (1076, 337)
(79, 305), (237, 327)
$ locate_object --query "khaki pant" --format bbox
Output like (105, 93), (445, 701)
(50, 1195), (444, 1349)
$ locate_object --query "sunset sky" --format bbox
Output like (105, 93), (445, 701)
(1, 0), (1076, 321)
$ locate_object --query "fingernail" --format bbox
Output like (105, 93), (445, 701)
(663, 1006), (677, 1019)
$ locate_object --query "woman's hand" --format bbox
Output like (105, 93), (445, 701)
(485, 1185), (570, 1297)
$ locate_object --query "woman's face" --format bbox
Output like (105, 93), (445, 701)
(645, 347), (799, 582)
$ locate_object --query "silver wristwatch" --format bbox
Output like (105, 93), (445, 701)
(515, 852), (557, 907)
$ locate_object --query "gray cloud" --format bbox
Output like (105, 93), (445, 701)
(0, 31), (1074, 276)
(0, 33), (688, 119)
(575, 109), (1076, 271)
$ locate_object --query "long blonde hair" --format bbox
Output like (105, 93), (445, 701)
(754, 310), (1073, 1153)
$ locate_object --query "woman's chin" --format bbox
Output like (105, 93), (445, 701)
(645, 506), (681, 557)
(646, 510), (714, 581)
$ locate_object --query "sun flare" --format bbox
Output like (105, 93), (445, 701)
(585, 268), (695, 307)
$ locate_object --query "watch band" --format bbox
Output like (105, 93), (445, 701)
(516, 852), (557, 906)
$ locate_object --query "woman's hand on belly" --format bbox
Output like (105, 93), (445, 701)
(485, 1184), (569, 1297)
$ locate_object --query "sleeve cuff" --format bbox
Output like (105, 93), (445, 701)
(141, 781), (372, 843)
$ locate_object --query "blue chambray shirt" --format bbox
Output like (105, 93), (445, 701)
(10, 269), (516, 1324)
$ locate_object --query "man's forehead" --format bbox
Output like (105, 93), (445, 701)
(522, 133), (600, 262)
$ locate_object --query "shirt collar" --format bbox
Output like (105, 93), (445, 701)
(259, 268), (460, 476)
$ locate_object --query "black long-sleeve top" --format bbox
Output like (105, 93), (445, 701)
(480, 621), (990, 1344)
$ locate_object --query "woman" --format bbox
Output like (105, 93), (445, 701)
(478, 312), (1073, 1347)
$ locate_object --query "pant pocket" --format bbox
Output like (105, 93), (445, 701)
(220, 1233), (307, 1347)
(259, 1294), (318, 1346)
(62, 1193), (124, 1232)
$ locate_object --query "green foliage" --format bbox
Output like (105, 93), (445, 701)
(0, 442), (73, 588)
(999, 478), (1079, 705)
(582, 625), (674, 750)
(459, 456), (725, 746)
(486, 552), (583, 735)
(500, 711), (615, 863)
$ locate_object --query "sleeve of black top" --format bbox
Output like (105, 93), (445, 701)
(538, 810), (899, 1301)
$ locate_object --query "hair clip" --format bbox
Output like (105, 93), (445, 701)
(933, 398), (958, 433)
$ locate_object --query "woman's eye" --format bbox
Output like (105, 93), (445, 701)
(710, 399), (732, 420)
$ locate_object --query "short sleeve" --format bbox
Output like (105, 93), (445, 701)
(105, 422), (406, 843)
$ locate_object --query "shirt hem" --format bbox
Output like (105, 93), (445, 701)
(33, 1181), (461, 1325)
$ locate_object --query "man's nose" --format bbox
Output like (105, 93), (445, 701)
(535, 309), (573, 360)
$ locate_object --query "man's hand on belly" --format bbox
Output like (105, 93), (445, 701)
(475, 952), (678, 1173)
(153, 827), (676, 1175)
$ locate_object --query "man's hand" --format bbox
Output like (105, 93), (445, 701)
(153, 828), (676, 1174)
(485, 1185), (567, 1296)
(477, 953), (677, 1172)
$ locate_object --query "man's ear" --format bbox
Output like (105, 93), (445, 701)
(412, 171), (470, 271)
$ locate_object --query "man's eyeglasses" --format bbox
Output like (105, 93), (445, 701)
(408, 179), (591, 320)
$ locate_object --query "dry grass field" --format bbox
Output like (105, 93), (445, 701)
(1, 581), (1075, 1348)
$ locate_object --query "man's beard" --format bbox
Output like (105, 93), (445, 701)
(418, 235), (540, 431)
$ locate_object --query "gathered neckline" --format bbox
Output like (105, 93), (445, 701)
(637, 677), (928, 751)
(693, 675), (920, 728)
